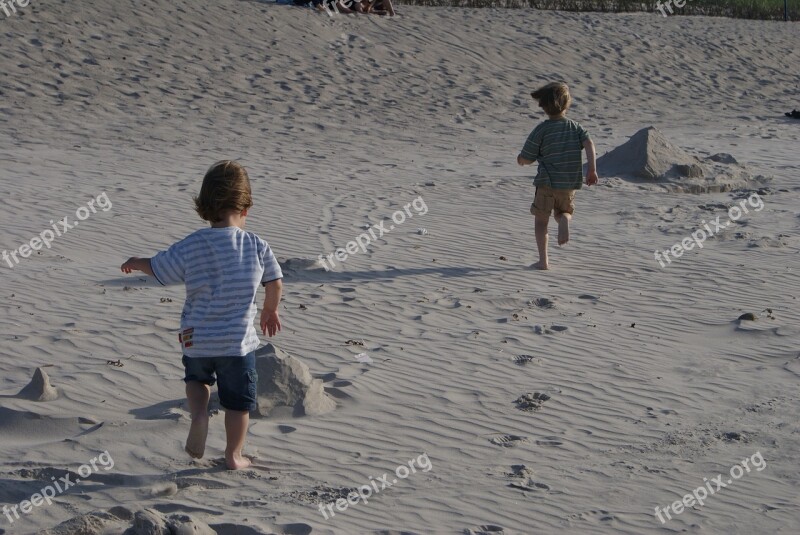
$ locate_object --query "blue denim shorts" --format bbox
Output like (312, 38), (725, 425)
(182, 352), (257, 412)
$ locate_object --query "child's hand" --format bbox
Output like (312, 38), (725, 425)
(261, 309), (281, 337)
(121, 257), (155, 277)
(121, 257), (141, 273)
(585, 170), (599, 186)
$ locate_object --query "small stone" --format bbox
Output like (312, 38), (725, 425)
(738, 312), (757, 321)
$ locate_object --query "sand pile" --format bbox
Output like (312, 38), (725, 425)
(254, 343), (336, 417)
(596, 126), (768, 192)
(38, 507), (218, 535)
(17, 367), (59, 401)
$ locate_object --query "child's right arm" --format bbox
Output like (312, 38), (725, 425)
(120, 257), (155, 277)
(518, 126), (542, 166)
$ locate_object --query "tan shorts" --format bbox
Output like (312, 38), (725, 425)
(530, 185), (576, 217)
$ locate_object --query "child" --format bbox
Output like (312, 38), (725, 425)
(121, 160), (283, 470)
(517, 82), (598, 270)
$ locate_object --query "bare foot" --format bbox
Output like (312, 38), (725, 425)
(557, 216), (570, 246)
(531, 261), (549, 270)
(225, 452), (252, 470)
(185, 415), (209, 459)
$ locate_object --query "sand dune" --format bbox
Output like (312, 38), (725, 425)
(1, 1), (799, 534)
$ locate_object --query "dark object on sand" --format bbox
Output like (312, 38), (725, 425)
(785, 109), (800, 119)
(738, 312), (757, 321)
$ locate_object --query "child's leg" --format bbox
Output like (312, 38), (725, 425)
(224, 410), (251, 470)
(553, 190), (577, 246)
(216, 352), (258, 470)
(531, 186), (554, 269)
(555, 212), (571, 246)
(185, 381), (211, 458)
(534, 214), (550, 269)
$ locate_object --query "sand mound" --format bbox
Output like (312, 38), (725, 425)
(17, 367), (59, 401)
(254, 343), (336, 417)
(597, 126), (701, 180)
(596, 126), (768, 193)
(38, 507), (216, 535)
(278, 257), (326, 273)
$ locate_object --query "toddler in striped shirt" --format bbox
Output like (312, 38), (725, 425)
(121, 160), (283, 470)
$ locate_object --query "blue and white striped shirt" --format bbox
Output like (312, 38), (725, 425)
(150, 227), (283, 358)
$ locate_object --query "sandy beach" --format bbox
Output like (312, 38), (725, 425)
(0, 1), (799, 533)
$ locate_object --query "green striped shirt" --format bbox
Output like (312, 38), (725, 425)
(521, 118), (590, 189)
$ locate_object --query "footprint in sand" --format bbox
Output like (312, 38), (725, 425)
(489, 435), (528, 448)
(532, 297), (555, 309)
(514, 392), (551, 411)
(572, 509), (617, 524)
(507, 464), (533, 478)
(513, 354), (537, 366)
(578, 294), (599, 301)
(507, 464), (552, 492)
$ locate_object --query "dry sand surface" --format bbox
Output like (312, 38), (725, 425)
(1, 1), (799, 533)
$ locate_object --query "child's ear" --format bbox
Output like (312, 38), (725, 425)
(241, 208), (249, 217)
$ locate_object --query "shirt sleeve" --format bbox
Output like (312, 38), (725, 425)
(150, 241), (186, 286)
(520, 126), (544, 161)
(260, 240), (283, 284)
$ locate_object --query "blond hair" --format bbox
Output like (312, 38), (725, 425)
(531, 82), (572, 117)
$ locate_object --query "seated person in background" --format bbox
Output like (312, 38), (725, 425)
(299, 0), (394, 15)
(363, 0), (395, 15)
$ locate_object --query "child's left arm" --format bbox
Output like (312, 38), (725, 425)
(583, 139), (598, 186)
(260, 279), (283, 337)
(121, 257), (155, 277)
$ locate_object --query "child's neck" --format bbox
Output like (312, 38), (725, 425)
(211, 213), (246, 230)
(547, 113), (566, 120)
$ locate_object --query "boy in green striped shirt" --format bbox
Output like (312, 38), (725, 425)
(517, 82), (598, 270)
